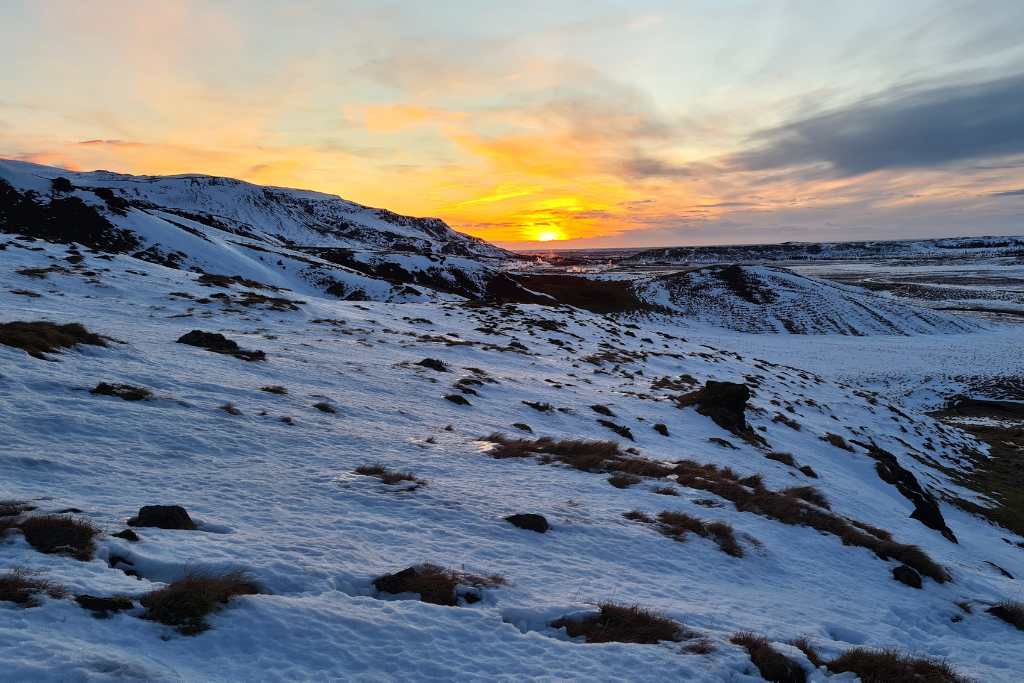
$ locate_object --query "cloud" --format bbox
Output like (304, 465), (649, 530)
(732, 72), (1024, 176)
(621, 156), (693, 179)
(991, 188), (1024, 197)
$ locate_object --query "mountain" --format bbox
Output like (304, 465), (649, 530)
(636, 264), (981, 335)
(0, 159), (533, 302)
(624, 235), (1024, 265)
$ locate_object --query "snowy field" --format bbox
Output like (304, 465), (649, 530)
(2, 237), (1023, 681)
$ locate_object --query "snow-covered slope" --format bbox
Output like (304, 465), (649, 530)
(1, 237), (1021, 681)
(0, 159), (527, 302)
(637, 264), (980, 335)
(626, 235), (1024, 265)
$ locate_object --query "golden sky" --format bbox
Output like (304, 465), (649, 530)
(2, 1), (1024, 248)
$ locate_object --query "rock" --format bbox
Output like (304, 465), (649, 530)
(75, 594), (133, 617)
(696, 381), (751, 435)
(176, 330), (265, 361)
(89, 382), (152, 401)
(892, 564), (922, 589)
(653, 423), (669, 436)
(112, 529), (140, 542)
(127, 505), (196, 530)
(444, 394), (471, 406)
(505, 513), (549, 533)
(415, 358), (448, 372)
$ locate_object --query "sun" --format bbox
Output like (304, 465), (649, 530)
(536, 230), (562, 242)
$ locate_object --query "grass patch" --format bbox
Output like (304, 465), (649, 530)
(16, 515), (100, 560)
(140, 570), (260, 635)
(597, 419), (634, 441)
(652, 511), (744, 557)
(821, 432), (854, 452)
(551, 603), (684, 644)
(653, 486), (679, 496)
(354, 463), (425, 487)
(987, 601), (1024, 630)
(827, 648), (971, 683)
(482, 434), (673, 478)
(0, 568), (66, 607)
(373, 563), (505, 606)
(0, 321), (108, 359)
(731, 632), (806, 683)
(789, 637), (824, 668)
(780, 485), (830, 509)
(608, 473), (641, 489)
(673, 460), (948, 582)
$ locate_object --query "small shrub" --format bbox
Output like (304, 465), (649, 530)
(313, 401), (336, 413)
(354, 464), (425, 487)
(766, 452), (796, 467)
(988, 601), (1024, 630)
(90, 382), (151, 401)
(598, 419), (634, 441)
(219, 402), (242, 415)
(373, 563), (504, 606)
(654, 511), (744, 557)
(828, 648), (970, 683)
(0, 321), (108, 359)
(731, 632), (806, 683)
(260, 385), (287, 395)
(552, 603), (683, 644)
(822, 433), (854, 452)
(0, 568), (66, 607)
(789, 637), (824, 668)
(140, 570), (260, 635)
(608, 473), (641, 489)
(18, 515), (100, 560)
(781, 486), (830, 509)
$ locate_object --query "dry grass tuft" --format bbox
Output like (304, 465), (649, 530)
(731, 632), (807, 683)
(827, 648), (971, 683)
(373, 563), (505, 606)
(780, 486), (830, 509)
(987, 601), (1024, 630)
(766, 452), (797, 467)
(822, 433), (855, 452)
(608, 473), (641, 488)
(0, 321), (108, 359)
(552, 603), (684, 644)
(140, 570), (260, 635)
(17, 515), (100, 560)
(218, 402), (242, 416)
(653, 511), (744, 557)
(789, 637), (824, 668)
(653, 486), (679, 496)
(0, 568), (66, 607)
(354, 463), (425, 487)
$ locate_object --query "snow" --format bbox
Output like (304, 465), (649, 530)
(2, 236), (1023, 681)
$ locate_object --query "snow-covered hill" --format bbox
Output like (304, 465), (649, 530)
(0, 160), (529, 303)
(625, 235), (1024, 265)
(1, 235), (1021, 681)
(637, 264), (981, 335)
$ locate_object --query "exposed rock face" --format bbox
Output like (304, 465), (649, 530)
(128, 505), (196, 530)
(892, 565), (923, 589)
(176, 330), (266, 362)
(696, 381), (752, 435)
(505, 513), (549, 533)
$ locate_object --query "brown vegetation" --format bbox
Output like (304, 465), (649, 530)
(260, 385), (287, 395)
(650, 511), (744, 557)
(0, 321), (108, 359)
(354, 464), (425, 487)
(373, 563), (505, 606)
(987, 601), (1024, 630)
(827, 648), (970, 683)
(552, 603), (684, 644)
(90, 382), (152, 401)
(0, 568), (66, 607)
(16, 515), (100, 560)
(731, 632), (806, 683)
(140, 570), (260, 635)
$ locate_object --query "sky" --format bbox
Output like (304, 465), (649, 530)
(2, 0), (1023, 249)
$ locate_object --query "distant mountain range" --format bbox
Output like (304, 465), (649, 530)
(623, 235), (1024, 265)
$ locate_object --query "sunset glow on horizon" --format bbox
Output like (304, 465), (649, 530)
(2, 1), (1023, 249)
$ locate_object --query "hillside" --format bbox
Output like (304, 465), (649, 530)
(625, 235), (1024, 265)
(636, 264), (981, 335)
(0, 160), (532, 303)
(1, 232), (1021, 680)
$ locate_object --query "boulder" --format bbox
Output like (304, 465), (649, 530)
(696, 381), (751, 435)
(505, 513), (549, 533)
(127, 505), (196, 530)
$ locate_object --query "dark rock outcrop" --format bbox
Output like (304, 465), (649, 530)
(127, 505), (196, 530)
(176, 330), (265, 362)
(505, 513), (549, 533)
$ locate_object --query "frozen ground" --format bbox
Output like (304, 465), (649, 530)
(2, 237), (1023, 681)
